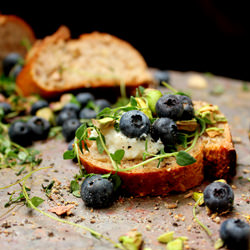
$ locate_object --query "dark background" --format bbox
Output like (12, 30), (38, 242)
(1, 1), (250, 81)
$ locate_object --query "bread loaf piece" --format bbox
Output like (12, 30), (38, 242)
(17, 26), (153, 98)
(0, 15), (36, 72)
(79, 101), (236, 197)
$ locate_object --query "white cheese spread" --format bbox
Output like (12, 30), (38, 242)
(90, 128), (163, 160)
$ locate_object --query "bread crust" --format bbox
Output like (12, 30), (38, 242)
(17, 26), (71, 97)
(16, 27), (153, 98)
(0, 15), (36, 72)
(79, 102), (236, 196)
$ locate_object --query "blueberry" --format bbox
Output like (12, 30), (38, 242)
(30, 100), (49, 115)
(56, 109), (78, 126)
(220, 218), (250, 250)
(0, 102), (12, 115)
(67, 140), (77, 163)
(156, 94), (184, 120)
(95, 99), (111, 111)
(151, 118), (177, 146)
(62, 118), (81, 142)
(76, 92), (95, 107)
(3, 53), (22, 76)
(9, 64), (23, 79)
(79, 108), (97, 119)
(27, 116), (50, 141)
(119, 110), (150, 139)
(8, 121), (32, 146)
(176, 95), (194, 120)
(62, 103), (80, 116)
(81, 175), (114, 208)
(153, 70), (170, 85)
(203, 182), (234, 213)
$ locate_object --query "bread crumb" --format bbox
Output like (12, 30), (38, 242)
(188, 74), (208, 89)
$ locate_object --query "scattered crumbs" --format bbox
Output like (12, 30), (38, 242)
(243, 169), (250, 174)
(165, 200), (179, 209)
(187, 74), (208, 89)
(48, 232), (54, 237)
(1, 222), (11, 229)
(90, 219), (96, 224)
(212, 216), (221, 224)
(187, 202), (193, 206)
(146, 225), (151, 231)
(184, 191), (193, 199)
(231, 185), (237, 189)
(187, 225), (192, 232)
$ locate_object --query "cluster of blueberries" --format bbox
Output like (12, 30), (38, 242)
(119, 94), (194, 152)
(0, 93), (111, 147)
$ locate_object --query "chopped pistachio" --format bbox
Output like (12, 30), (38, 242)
(36, 107), (55, 125)
(205, 127), (224, 138)
(157, 231), (174, 243)
(176, 119), (198, 132)
(214, 238), (224, 249)
(210, 85), (225, 96)
(92, 117), (115, 129)
(119, 230), (143, 250)
(166, 238), (183, 250)
(143, 88), (162, 114)
(192, 192), (204, 206)
(135, 97), (153, 119)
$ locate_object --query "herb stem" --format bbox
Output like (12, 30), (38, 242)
(117, 152), (178, 172)
(120, 79), (126, 99)
(74, 137), (82, 171)
(0, 166), (52, 190)
(161, 81), (178, 93)
(193, 196), (212, 237)
(0, 203), (23, 219)
(185, 130), (199, 153)
(10, 141), (29, 155)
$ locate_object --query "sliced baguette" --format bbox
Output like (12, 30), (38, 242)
(0, 15), (36, 72)
(17, 26), (153, 98)
(79, 101), (236, 197)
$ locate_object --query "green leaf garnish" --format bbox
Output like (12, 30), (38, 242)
(110, 149), (125, 165)
(70, 180), (80, 193)
(130, 96), (138, 107)
(70, 180), (81, 198)
(63, 149), (76, 160)
(42, 180), (55, 196)
(96, 135), (105, 154)
(176, 151), (196, 166)
(28, 196), (44, 208)
(75, 123), (87, 140)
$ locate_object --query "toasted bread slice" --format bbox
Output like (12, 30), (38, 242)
(17, 26), (153, 98)
(79, 101), (236, 197)
(0, 15), (36, 72)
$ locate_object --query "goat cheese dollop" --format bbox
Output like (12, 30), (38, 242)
(91, 128), (163, 160)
